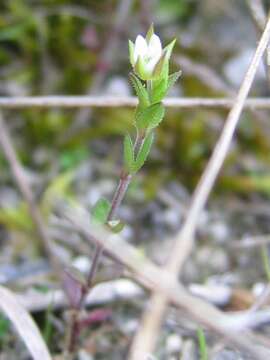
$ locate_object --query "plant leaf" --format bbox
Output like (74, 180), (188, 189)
(41, 171), (74, 217)
(123, 134), (135, 173)
(167, 70), (182, 92)
(136, 103), (165, 130)
(164, 38), (176, 61)
(151, 77), (168, 103)
(130, 73), (150, 109)
(133, 132), (154, 172)
(91, 198), (111, 224)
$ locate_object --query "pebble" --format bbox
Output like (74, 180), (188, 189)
(208, 221), (230, 243)
(180, 339), (197, 360)
(252, 282), (266, 298)
(224, 48), (264, 87)
(78, 350), (94, 360)
(196, 246), (230, 273)
(212, 349), (245, 360)
(166, 333), (183, 354)
(72, 256), (91, 273)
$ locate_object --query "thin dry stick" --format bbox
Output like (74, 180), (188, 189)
(62, 208), (270, 360)
(129, 15), (270, 360)
(1, 96), (270, 109)
(246, 0), (270, 84)
(0, 113), (59, 273)
(246, 0), (266, 32)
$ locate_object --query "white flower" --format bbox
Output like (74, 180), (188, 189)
(133, 34), (162, 72)
(129, 25), (176, 80)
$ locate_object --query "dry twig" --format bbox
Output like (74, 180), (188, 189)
(61, 207), (270, 360)
(1, 96), (270, 109)
(0, 113), (59, 273)
(0, 285), (51, 360)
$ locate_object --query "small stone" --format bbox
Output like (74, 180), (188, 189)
(196, 246), (230, 273)
(208, 221), (230, 243)
(212, 349), (245, 360)
(105, 76), (131, 96)
(78, 349), (93, 360)
(224, 48), (264, 87)
(181, 339), (196, 360)
(72, 256), (91, 273)
(166, 333), (183, 354)
(252, 282), (266, 298)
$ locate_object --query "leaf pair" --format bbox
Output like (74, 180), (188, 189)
(152, 70), (182, 103)
(135, 102), (165, 131)
(131, 71), (181, 117)
(123, 132), (154, 174)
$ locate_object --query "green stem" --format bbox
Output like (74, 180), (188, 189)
(66, 171), (132, 354)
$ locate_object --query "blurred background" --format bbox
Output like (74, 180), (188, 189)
(1, 1), (270, 358)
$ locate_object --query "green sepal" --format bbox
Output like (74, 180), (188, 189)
(164, 38), (176, 62)
(130, 73), (150, 109)
(133, 132), (154, 172)
(146, 23), (154, 43)
(123, 134), (135, 173)
(134, 55), (148, 80)
(136, 103), (165, 130)
(151, 69), (181, 103)
(129, 40), (135, 66)
(91, 198), (111, 224)
(153, 51), (167, 79)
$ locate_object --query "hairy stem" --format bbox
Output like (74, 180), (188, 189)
(66, 171), (132, 354)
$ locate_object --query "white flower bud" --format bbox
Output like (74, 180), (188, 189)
(129, 26), (169, 80)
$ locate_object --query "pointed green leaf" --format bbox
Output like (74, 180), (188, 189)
(133, 132), (154, 172)
(128, 40), (135, 66)
(164, 38), (176, 62)
(146, 23), (154, 43)
(136, 103), (165, 130)
(130, 73), (150, 109)
(151, 77), (168, 103)
(153, 51), (167, 78)
(123, 134), (135, 173)
(91, 198), (111, 224)
(134, 55), (148, 80)
(167, 70), (182, 92)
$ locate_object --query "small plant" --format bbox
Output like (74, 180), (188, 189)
(63, 24), (181, 356)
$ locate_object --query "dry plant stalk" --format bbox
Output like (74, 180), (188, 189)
(1, 96), (270, 109)
(0, 114), (59, 273)
(0, 285), (51, 360)
(129, 14), (270, 360)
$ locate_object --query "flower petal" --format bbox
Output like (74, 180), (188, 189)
(145, 55), (160, 75)
(148, 34), (162, 59)
(134, 35), (148, 62)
